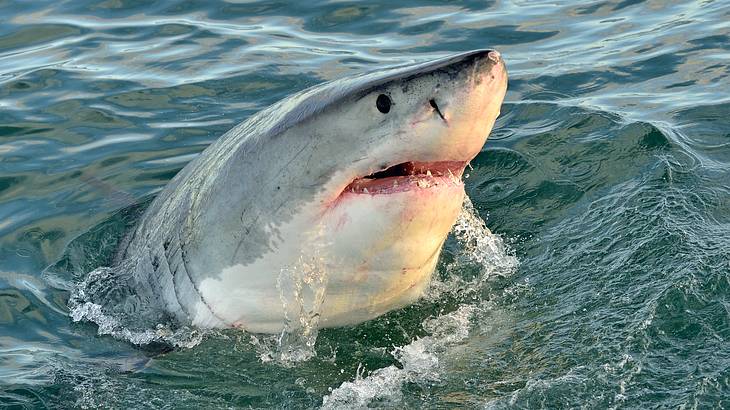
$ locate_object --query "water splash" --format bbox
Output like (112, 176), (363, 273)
(322, 305), (477, 408)
(252, 226), (331, 366)
(451, 196), (518, 273)
(275, 254), (329, 364)
(68, 266), (205, 348)
(428, 195), (519, 300)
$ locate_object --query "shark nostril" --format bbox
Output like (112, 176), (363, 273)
(487, 50), (501, 63)
(429, 99), (447, 122)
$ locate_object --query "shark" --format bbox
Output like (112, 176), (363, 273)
(76, 49), (508, 335)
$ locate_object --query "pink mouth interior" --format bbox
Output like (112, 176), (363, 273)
(343, 161), (467, 195)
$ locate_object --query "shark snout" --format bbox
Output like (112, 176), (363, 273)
(421, 49), (506, 162)
(424, 49), (505, 127)
(468, 49), (507, 92)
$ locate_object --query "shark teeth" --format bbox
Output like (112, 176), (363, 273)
(348, 170), (464, 193)
(343, 161), (468, 195)
(448, 168), (462, 184)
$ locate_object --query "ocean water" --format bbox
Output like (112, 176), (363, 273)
(1, 0), (729, 408)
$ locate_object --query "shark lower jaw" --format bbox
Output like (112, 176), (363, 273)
(340, 160), (467, 196)
(312, 163), (466, 324)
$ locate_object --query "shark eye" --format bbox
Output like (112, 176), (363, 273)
(376, 94), (391, 114)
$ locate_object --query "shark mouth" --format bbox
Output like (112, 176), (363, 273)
(344, 161), (467, 195)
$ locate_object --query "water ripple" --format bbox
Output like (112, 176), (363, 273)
(1, 0), (729, 407)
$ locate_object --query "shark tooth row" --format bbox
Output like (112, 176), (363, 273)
(349, 171), (462, 194)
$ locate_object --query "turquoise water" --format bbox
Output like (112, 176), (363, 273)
(1, 0), (729, 408)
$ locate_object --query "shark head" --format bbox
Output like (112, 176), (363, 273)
(123, 49), (508, 333)
(308, 50), (508, 326)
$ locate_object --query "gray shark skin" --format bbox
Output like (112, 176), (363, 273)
(78, 49), (508, 335)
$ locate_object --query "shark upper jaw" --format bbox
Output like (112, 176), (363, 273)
(341, 160), (468, 196)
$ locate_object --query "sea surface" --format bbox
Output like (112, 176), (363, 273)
(1, 0), (729, 408)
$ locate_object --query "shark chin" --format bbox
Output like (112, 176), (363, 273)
(73, 49), (508, 336)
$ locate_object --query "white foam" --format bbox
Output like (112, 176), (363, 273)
(428, 196), (519, 300)
(69, 266), (205, 348)
(322, 305), (476, 409)
(70, 301), (204, 348)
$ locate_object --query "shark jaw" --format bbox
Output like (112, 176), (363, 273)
(342, 160), (467, 195)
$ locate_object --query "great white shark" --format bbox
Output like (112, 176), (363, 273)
(79, 49), (508, 335)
